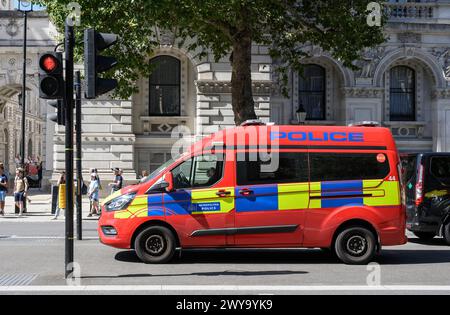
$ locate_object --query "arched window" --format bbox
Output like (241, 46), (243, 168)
(149, 56), (181, 116)
(299, 65), (326, 120)
(390, 66), (415, 121)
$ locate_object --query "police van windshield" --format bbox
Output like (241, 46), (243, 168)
(141, 157), (177, 184)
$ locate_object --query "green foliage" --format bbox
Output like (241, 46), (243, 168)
(37, 0), (386, 99)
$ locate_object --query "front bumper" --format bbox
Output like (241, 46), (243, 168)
(98, 212), (133, 249)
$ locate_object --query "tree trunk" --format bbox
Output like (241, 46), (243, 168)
(231, 33), (257, 125)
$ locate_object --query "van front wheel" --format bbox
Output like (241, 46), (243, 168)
(334, 226), (377, 265)
(134, 226), (176, 264)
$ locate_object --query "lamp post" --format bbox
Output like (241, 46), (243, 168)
(296, 103), (307, 125)
(17, 0), (34, 167)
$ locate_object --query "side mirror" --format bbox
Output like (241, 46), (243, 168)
(163, 172), (174, 192)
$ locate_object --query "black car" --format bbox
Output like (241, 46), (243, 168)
(402, 153), (450, 244)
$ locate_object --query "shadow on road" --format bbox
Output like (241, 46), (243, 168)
(408, 237), (449, 247)
(115, 249), (338, 265)
(81, 269), (308, 280)
(114, 247), (450, 266)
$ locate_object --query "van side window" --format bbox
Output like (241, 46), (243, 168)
(172, 158), (193, 189)
(236, 152), (308, 185)
(171, 154), (224, 189)
(430, 156), (450, 179)
(310, 153), (390, 182)
(192, 154), (224, 187)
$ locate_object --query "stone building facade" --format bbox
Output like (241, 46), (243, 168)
(4, 1), (450, 184)
(0, 1), (56, 180)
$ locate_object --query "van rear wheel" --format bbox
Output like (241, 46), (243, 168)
(334, 226), (377, 265)
(413, 231), (436, 240)
(134, 226), (176, 264)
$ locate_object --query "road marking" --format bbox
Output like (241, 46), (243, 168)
(0, 236), (98, 240)
(1, 285), (450, 292)
(0, 274), (38, 286)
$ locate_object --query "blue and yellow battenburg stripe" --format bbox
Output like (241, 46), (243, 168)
(113, 180), (400, 219)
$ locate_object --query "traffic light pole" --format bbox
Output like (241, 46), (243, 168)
(75, 71), (83, 241)
(64, 22), (75, 280)
(20, 9), (28, 167)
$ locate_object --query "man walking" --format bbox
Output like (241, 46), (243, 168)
(108, 168), (123, 194)
(0, 163), (8, 216)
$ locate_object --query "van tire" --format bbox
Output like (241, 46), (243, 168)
(334, 226), (377, 265)
(134, 226), (176, 264)
(413, 232), (436, 240)
(444, 223), (450, 245)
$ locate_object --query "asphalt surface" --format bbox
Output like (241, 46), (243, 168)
(1, 221), (450, 294)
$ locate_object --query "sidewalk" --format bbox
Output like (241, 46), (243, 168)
(0, 191), (101, 223)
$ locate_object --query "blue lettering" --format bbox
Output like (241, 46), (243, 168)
(272, 131), (365, 143)
(309, 132), (323, 141)
(330, 132), (347, 142)
(288, 132), (307, 141)
(270, 132), (286, 141)
(349, 132), (364, 142)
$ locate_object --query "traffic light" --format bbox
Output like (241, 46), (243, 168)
(47, 99), (65, 126)
(39, 52), (64, 99)
(84, 28), (118, 99)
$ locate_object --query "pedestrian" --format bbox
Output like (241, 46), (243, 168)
(37, 161), (43, 190)
(14, 168), (28, 217)
(91, 168), (102, 190)
(108, 167), (123, 194)
(88, 173), (100, 217)
(0, 163), (8, 216)
(140, 170), (149, 183)
(53, 171), (66, 220)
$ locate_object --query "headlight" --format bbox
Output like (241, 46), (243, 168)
(104, 193), (136, 212)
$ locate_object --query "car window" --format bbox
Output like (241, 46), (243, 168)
(401, 155), (417, 184)
(171, 154), (224, 189)
(430, 156), (450, 179)
(236, 152), (308, 186)
(192, 154), (224, 187)
(172, 158), (193, 189)
(309, 153), (390, 182)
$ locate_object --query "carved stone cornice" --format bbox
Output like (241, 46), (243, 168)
(343, 87), (384, 98)
(54, 134), (136, 144)
(431, 89), (450, 99)
(196, 80), (272, 95)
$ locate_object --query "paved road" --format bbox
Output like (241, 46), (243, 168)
(1, 222), (450, 294)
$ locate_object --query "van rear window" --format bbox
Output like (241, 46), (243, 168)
(430, 156), (450, 179)
(310, 153), (390, 182)
(236, 152), (309, 185)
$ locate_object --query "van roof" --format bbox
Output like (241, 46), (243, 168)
(190, 125), (397, 153)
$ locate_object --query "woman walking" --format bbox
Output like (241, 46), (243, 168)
(53, 172), (66, 220)
(88, 173), (100, 217)
(0, 163), (8, 216)
(14, 168), (28, 217)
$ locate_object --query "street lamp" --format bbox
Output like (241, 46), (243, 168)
(17, 0), (34, 167)
(296, 103), (307, 125)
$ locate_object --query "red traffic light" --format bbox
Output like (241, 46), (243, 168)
(40, 55), (59, 73)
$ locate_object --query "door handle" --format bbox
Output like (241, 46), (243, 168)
(216, 190), (231, 197)
(239, 188), (253, 196)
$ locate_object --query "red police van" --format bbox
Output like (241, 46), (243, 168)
(99, 121), (407, 265)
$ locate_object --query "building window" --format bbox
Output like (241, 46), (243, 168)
(149, 55), (181, 116)
(299, 64), (326, 120)
(390, 66), (415, 121)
